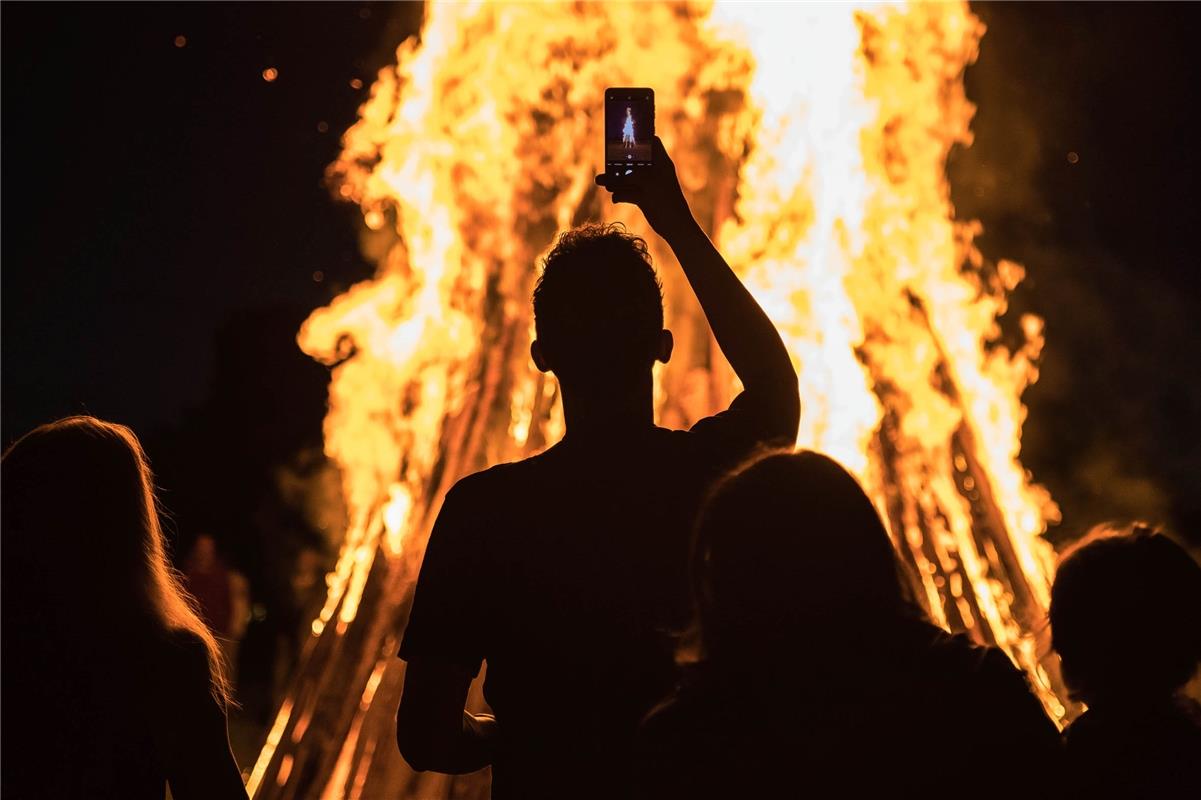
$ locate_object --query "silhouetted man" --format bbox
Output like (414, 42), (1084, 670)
(395, 137), (800, 798)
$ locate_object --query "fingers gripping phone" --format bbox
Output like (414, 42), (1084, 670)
(605, 87), (654, 178)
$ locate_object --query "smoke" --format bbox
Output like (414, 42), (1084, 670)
(951, 2), (1201, 547)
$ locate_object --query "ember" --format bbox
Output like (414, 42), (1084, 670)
(249, 3), (1068, 796)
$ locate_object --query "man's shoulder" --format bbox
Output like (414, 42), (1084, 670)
(445, 446), (562, 503)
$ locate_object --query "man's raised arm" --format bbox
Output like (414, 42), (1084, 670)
(597, 137), (800, 440)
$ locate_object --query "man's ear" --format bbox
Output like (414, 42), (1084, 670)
(656, 329), (674, 364)
(531, 340), (551, 373)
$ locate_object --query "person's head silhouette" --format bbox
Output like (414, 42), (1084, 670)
(2, 415), (231, 703)
(1050, 523), (1201, 708)
(691, 449), (920, 660)
(531, 223), (671, 407)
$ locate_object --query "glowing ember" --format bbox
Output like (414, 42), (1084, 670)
(250, 3), (1067, 796)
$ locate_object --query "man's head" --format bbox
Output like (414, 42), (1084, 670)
(531, 223), (671, 389)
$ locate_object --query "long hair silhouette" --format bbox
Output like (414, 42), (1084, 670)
(637, 449), (1059, 799)
(2, 415), (231, 705)
(689, 449), (923, 660)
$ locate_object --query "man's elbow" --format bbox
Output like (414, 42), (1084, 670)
(396, 707), (448, 773)
(763, 373), (801, 445)
(396, 718), (432, 772)
(780, 386), (801, 442)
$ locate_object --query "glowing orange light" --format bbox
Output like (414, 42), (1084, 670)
(262, 67), (278, 83)
(252, 3), (1073, 795)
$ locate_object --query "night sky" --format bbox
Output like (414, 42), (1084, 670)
(3, 3), (415, 436)
(3, 3), (1199, 548)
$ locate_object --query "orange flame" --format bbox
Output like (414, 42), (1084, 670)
(251, 2), (1067, 795)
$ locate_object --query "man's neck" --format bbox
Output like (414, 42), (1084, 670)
(559, 378), (655, 441)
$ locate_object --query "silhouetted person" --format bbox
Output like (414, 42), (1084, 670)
(1, 417), (249, 800)
(395, 137), (800, 797)
(635, 451), (1060, 798)
(1050, 524), (1201, 797)
(184, 533), (250, 690)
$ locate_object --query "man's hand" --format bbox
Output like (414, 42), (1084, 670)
(595, 136), (695, 240)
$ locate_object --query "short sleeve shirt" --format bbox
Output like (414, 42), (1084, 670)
(399, 389), (791, 797)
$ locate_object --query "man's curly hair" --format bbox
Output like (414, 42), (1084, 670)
(533, 223), (664, 377)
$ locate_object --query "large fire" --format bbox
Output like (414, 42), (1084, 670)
(249, 3), (1067, 797)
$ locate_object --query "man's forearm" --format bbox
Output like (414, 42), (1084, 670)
(400, 710), (495, 774)
(662, 218), (796, 390)
(396, 661), (497, 775)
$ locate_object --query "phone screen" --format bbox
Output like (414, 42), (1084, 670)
(605, 88), (654, 176)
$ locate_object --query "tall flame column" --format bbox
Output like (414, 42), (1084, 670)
(250, 4), (1068, 798)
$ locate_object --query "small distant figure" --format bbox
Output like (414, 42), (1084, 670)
(184, 533), (250, 690)
(2, 416), (249, 800)
(1050, 523), (1201, 797)
(623, 106), (636, 146)
(635, 450), (1060, 798)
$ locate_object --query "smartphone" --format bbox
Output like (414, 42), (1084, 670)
(605, 87), (654, 177)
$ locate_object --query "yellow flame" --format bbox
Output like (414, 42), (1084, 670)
(283, 7), (1068, 788)
(319, 659), (390, 800)
(246, 697), (292, 796)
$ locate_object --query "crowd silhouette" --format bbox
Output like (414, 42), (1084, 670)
(636, 450), (1061, 798)
(3, 136), (1199, 799)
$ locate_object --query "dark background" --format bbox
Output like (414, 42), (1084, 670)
(3, 2), (419, 568)
(952, 2), (1201, 546)
(3, 2), (1199, 716)
(2, 2), (423, 739)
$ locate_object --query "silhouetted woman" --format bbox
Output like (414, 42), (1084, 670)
(1, 416), (248, 799)
(636, 450), (1060, 798)
(1050, 524), (1201, 797)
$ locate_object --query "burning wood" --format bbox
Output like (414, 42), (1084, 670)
(249, 3), (1069, 797)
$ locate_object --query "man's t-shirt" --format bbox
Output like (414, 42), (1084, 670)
(399, 390), (787, 798)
